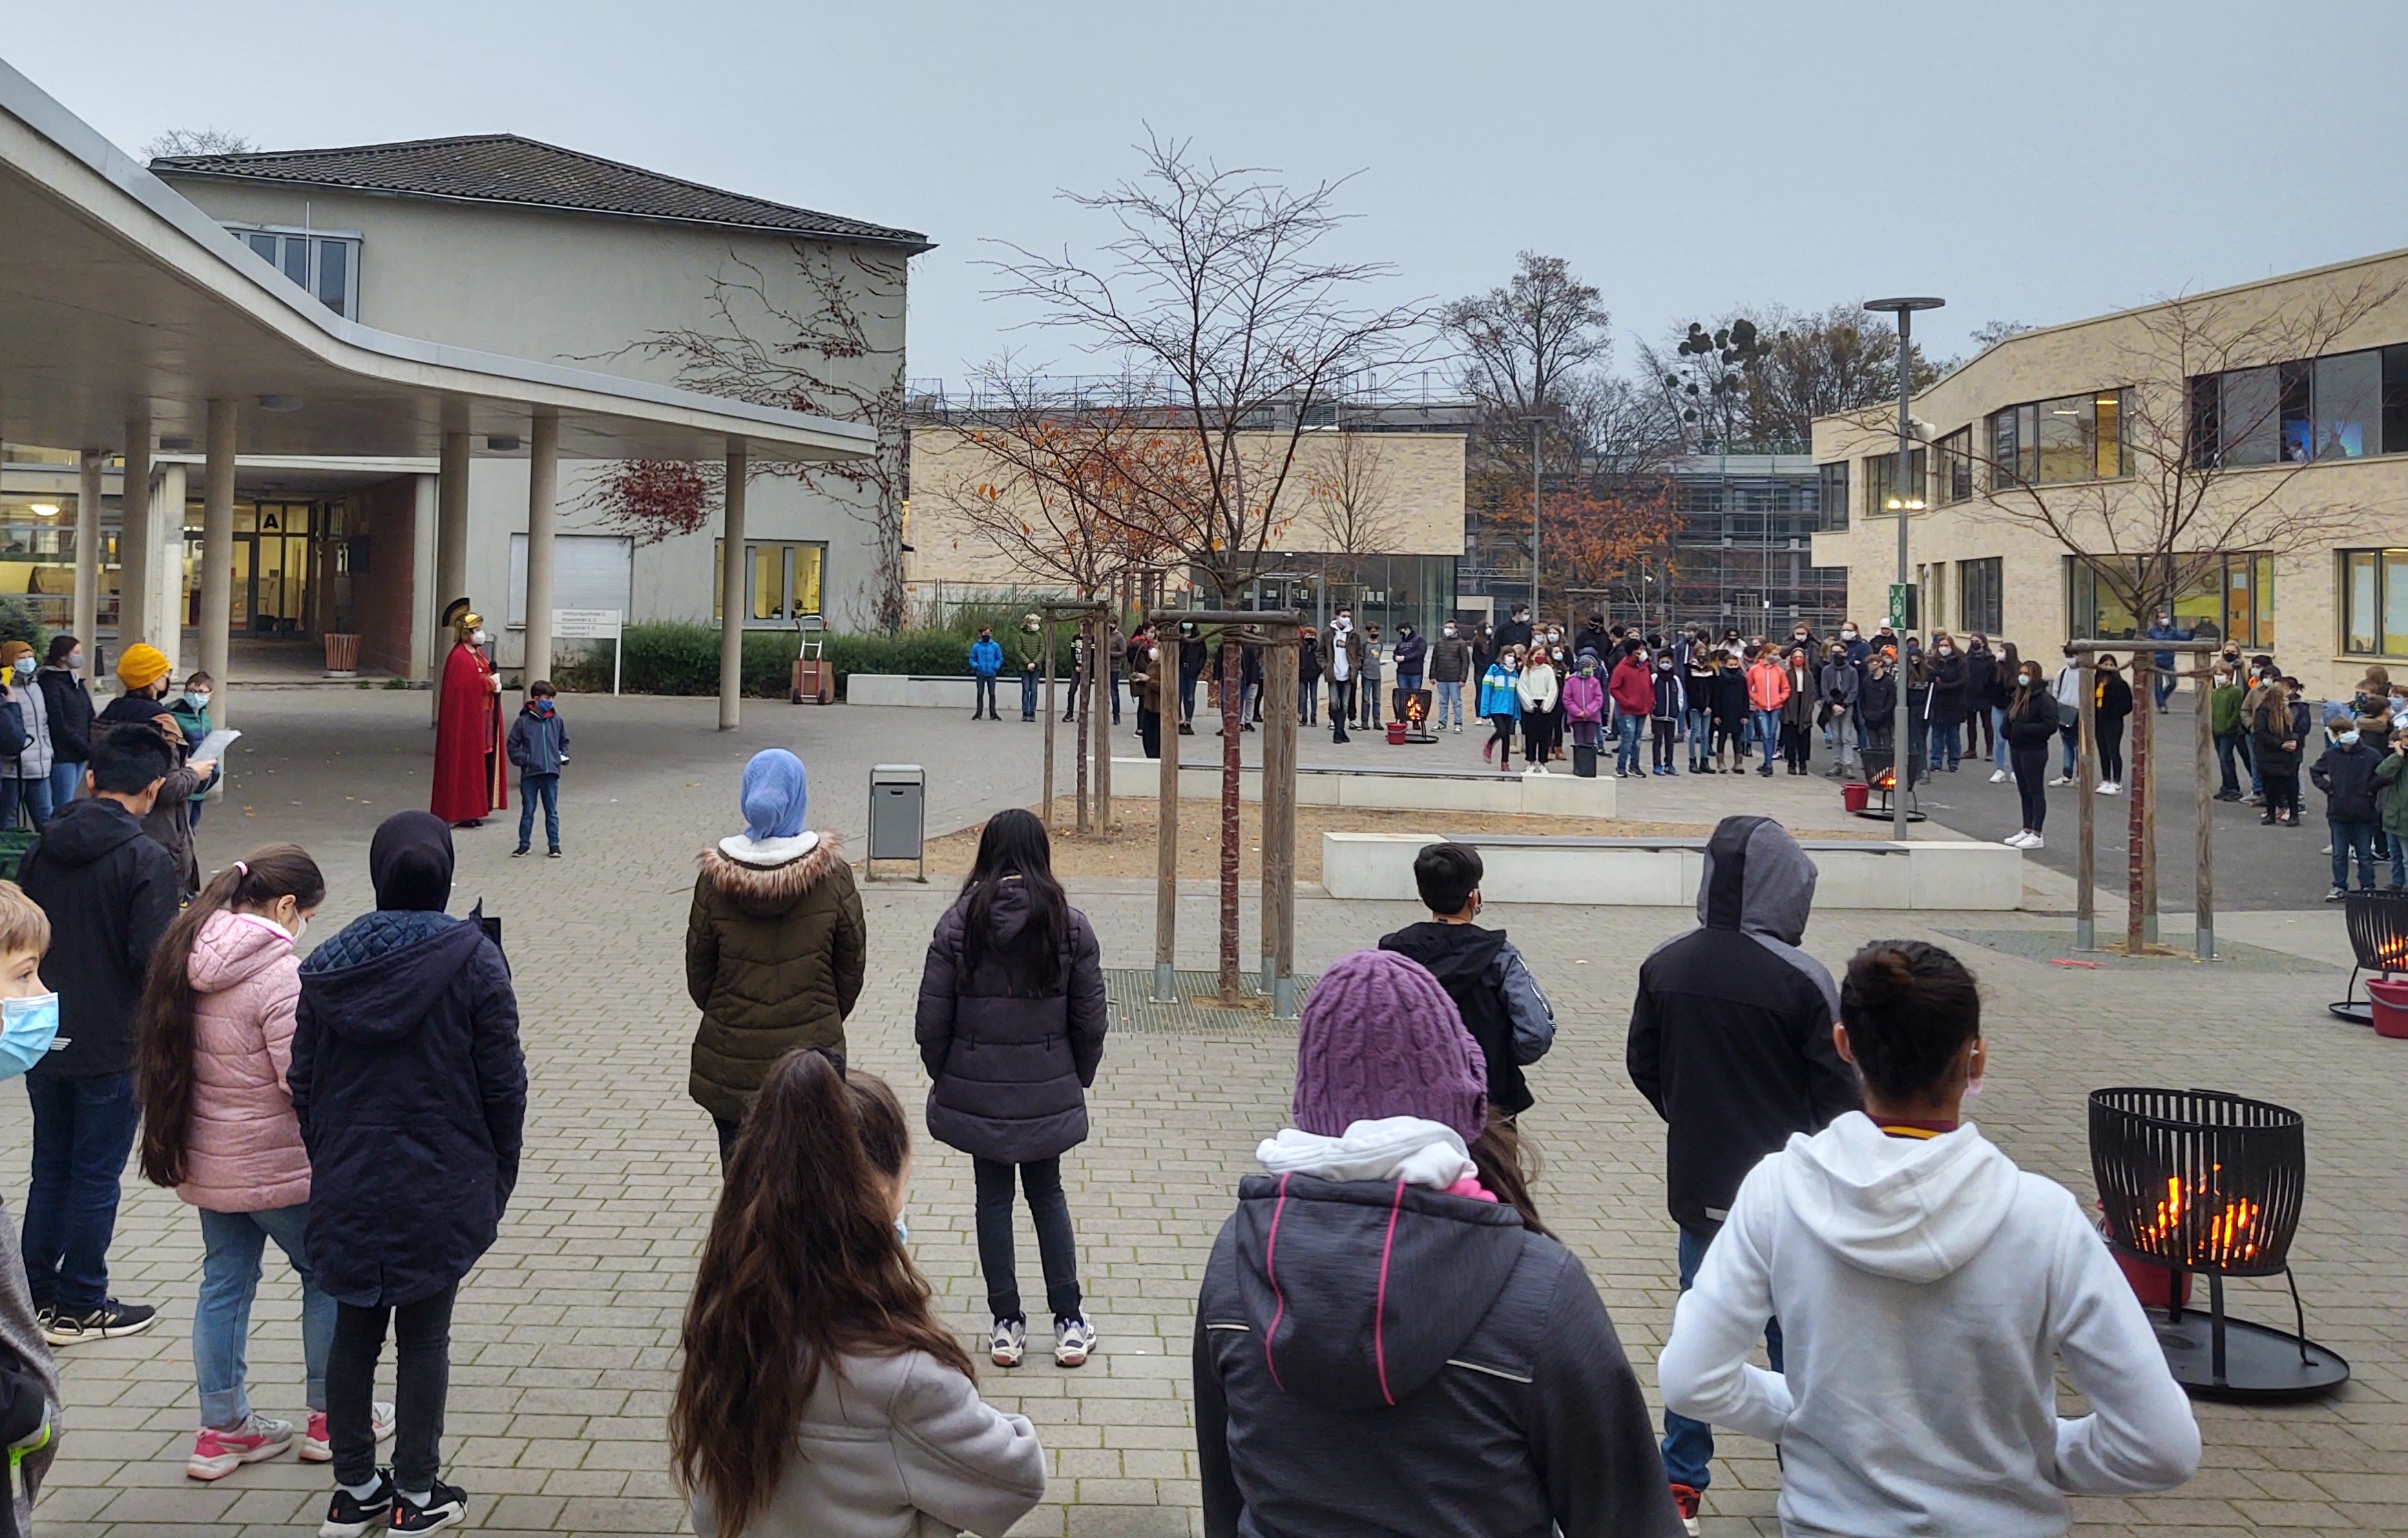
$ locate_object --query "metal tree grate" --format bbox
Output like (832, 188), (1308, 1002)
(1102, 968), (1310, 1034)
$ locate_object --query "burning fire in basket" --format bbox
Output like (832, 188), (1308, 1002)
(1404, 693), (1427, 724)
(1872, 767), (1897, 792)
(2133, 1170), (2261, 1269)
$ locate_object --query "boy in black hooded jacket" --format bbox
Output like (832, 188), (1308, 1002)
(1377, 842), (1555, 1119)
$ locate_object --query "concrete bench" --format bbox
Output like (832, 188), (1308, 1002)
(1320, 831), (2022, 909)
(1113, 759), (1617, 818)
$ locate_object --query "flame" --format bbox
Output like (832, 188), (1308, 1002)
(1404, 693), (1427, 723)
(2129, 1167), (2263, 1269)
(1873, 768), (1897, 791)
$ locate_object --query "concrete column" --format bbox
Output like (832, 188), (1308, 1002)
(153, 463), (185, 663)
(719, 441), (746, 730)
(118, 421), (151, 661)
(200, 399), (236, 724)
(433, 430), (470, 722)
(74, 451), (101, 675)
(521, 414), (560, 689)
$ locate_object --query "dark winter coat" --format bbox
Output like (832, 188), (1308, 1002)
(1427, 635), (1473, 684)
(914, 880), (1108, 1163)
(16, 796), (179, 1078)
(1926, 652), (1969, 727)
(2250, 701), (2302, 776)
(1195, 1175), (1682, 1538)
(2095, 673), (2135, 726)
(2003, 687), (2062, 748)
(1390, 632), (1427, 676)
(1859, 669), (1897, 725)
(1964, 647), (2000, 712)
(1377, 921), (1533, 1116)
(504, 706), (569, 778)
(291, 911), (525, 1307)
(1626, 816), (1860, 1233)
(34, 665), (93, 765)
(93, 697), (207, 896)
(2374, 751), (2408, 838)
(2312, 740), (2383, 823)
(1819, 658), (1860, 711)
(686, 835), (868, 1123)
(1710, 665), (1749, 726)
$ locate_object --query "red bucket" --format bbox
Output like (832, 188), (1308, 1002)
(1841, 781), (1870, 813)
(1385, 720), (1407, 745)
(2366, 976), (2408, 1038)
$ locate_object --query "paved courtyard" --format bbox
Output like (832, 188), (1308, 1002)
(10, 691), (2405, 1536)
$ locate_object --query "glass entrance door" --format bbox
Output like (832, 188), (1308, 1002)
(233, 503), (315, 636)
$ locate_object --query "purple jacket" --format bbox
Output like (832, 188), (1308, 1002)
(1560, 673), (1606, 725)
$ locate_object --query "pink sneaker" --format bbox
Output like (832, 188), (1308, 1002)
(300, 1402), (397, 1463)
(186, 1413), (294, 1480)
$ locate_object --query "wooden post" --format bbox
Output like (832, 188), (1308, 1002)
(1041, 613), (1057, 827)
(1094, 612), (1112, 835)
(2193, 655), (2217, 962)
(2077, 650), (2098, 950)
(1154, 644), (1180, 1004)
(1217, 634), (1244, 1002)
(1264, 623), (1299, 1019)
(1258, 627), (1284, 996)
(1075, 614), (1091, 835)
(2137, 652), (2159, 948)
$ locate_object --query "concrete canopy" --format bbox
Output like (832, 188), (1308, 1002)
(0, 59), (875, 464)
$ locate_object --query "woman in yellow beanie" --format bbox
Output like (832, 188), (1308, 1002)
(95, 647), (219, 896)
(116, 644), (173, 696)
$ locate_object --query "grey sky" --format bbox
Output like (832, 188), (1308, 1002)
(13, 0), (2407, 390)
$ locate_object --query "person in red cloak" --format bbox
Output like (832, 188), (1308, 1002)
(432, 599), (508, 827)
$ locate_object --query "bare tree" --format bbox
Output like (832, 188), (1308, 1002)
(989, 133), (1426, 999)
(144, 127), (257, 161)
(1642, 303), (1932, 452)
(1441, 252), (1612, 420)
(1963, 274), (2402, 950)
(596, 245), (911, 631)
(1300, 429), (1402, 572)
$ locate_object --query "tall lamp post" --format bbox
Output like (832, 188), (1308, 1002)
(1863, 295), (1943, 843)
(1520, 415), (1545, 620)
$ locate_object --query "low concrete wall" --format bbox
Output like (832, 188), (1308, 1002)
(1320, 832), (2023, 909)
(1113, 759), (1617, 818)
(847, 674), (978, 708)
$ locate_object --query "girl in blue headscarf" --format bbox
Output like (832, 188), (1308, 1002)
(686, 750), (868, 1165)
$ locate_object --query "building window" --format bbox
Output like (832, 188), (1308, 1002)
(2336, 548), (2408, 656)
(1936, 427), (1974, 503)
(1987, 390), (2129, 488)
(2192, 346), (2408, 467)
(233, 228), (362, 319)
(715, 540), (825, 626)
(2066, 554), (2271, 647)
(1863, 448), (1926, 517)
(1959, 557), (2002, 635)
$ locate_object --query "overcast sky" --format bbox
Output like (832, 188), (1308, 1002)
(12, 0), (2406, 389)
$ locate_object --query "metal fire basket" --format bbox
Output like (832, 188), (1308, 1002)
(2328, 887), (2408, 1023)
(2088, 1088), (2348, 1400)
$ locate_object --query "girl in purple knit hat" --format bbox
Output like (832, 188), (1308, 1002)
(1191, 948), (1683, 1538)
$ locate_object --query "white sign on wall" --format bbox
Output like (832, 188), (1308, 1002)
(507, 534), (634, 627)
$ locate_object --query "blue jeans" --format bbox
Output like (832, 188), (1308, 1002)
(22, 1070), (140, 1310)
(1751, 709), (1781, 769)
(1928, 719), (1960, 771)
(0, 773), (53, 830)
(972, 674), (998, 717)
(48, 760), (82, 813)
(1020, 670), (1038, 720)
(1434, 680), (1462, 727)
(2215, 731), (2248, 796)
(1662, 1225), (1783, 1491)
(1684, 707), (1715, 766)
(2060, 722), (2080, 779)
(517, 772), (559, 851)
(2332, 818), (2380, 890)
(196, 1204), (335, 1425)
(1992, 705), (2011, 769)
(1615, 714), (1644, 774)
(2154, 669), (2178, 709)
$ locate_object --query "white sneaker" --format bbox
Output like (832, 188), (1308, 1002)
(2022, 832), (2044, 849)
(1054, 1313), (1098, 1368)
(2048, 775), (2073, 787)
(2001, 831), (2028, 847)
(2096, 781), (2120, 795)
(1989, 769), (2009, 783)
(990, 1316), (1027, 1368)
(1452, 722), (1462, 733)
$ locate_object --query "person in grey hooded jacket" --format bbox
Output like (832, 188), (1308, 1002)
(1196, 949), (1681, 1538)
(1626, 814), (1860, 1528)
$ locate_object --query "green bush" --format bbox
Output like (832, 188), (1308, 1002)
(0, 599), (48, 665)
(550, 621), (1080, 700)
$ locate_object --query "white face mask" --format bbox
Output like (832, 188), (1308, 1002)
(1937, 645), (1954, 656)
(471, 628), (490, 646)
(1841, 629), (1857, 639)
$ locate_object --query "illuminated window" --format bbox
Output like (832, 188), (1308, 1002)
(715, 540), (826, 625)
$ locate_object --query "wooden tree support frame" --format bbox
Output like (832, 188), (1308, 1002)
(2066, 638), (2223, 959)
(1146, 608), (1303, 1016)
(1039, 599), (1110, 838)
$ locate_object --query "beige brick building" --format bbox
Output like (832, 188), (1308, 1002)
(1811, 247), (2408, 700)
(904, 424), (1467, 634)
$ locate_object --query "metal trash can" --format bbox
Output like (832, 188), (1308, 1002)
(867, 764), (926, 882)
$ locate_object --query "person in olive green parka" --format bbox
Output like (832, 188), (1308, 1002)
(2372, 723), (2408, 888)
(686, 750), (866, 1163)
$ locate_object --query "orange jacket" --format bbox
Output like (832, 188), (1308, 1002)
(1746, 658), (1792, 711)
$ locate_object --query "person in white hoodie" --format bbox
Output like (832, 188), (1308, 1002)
(1657, 940), (2199, 1538)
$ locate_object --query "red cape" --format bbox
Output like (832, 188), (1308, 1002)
(432, 642), (507, 821)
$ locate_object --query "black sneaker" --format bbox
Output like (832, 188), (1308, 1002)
(43, 1298), (156, 1347)
(320, 1470), (395, 1538)
(510, 846), (529, 858)
(392, 1479), (468, 1534)
(547, 847), (561, 859)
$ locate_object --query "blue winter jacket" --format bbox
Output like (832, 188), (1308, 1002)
(969, 637), (1005, 678)
(291, 911), (525, 1307)
(1479, 665), (1522, 720)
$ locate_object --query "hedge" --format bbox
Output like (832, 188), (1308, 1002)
(549, 621), (1080, 700)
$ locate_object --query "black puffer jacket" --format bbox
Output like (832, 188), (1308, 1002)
(915, 880), (1107, 1163)
(17, 796), (179, 1077)
(292, 910), (525, 1307)
(1926, 652), (1969, 726)
(2312, 739), (2382, 823)
(1195, 1174), (1681, 1538)
(34, 666), (93, 765)
(686, 835), (868, 1123)
(2004, 687), (2061, 748)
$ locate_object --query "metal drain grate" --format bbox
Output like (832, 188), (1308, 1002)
(1102, 968), (1312, 1034)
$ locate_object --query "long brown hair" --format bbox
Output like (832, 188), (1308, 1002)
(670, 1050), (972, 1536)
(136, 844), (324, 1188)
(1469, 1115), (1552, 1239)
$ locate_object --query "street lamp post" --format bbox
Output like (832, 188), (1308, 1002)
(1521, 415), (1545, 621)
(1863, 295), (1943, 843)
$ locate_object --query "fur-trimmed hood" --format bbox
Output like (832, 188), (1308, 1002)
(698, 832), (847, 917)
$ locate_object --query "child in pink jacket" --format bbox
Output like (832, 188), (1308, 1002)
(134, 845), (393, 1482)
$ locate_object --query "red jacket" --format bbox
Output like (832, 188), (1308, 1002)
(1746, 659), (1793, 711)
(1608, 657), (1655, 715)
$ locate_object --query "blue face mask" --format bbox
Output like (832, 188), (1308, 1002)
(183, 692), (210, 711)
(892, 1214), (909, 1245)
(0, 993), (61, 1080)
(2340, 730), (2361, 746)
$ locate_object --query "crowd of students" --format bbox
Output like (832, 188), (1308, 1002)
(0, 677), (2218, 1536)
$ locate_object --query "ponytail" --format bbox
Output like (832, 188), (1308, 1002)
(136, 844), (325, 1188)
